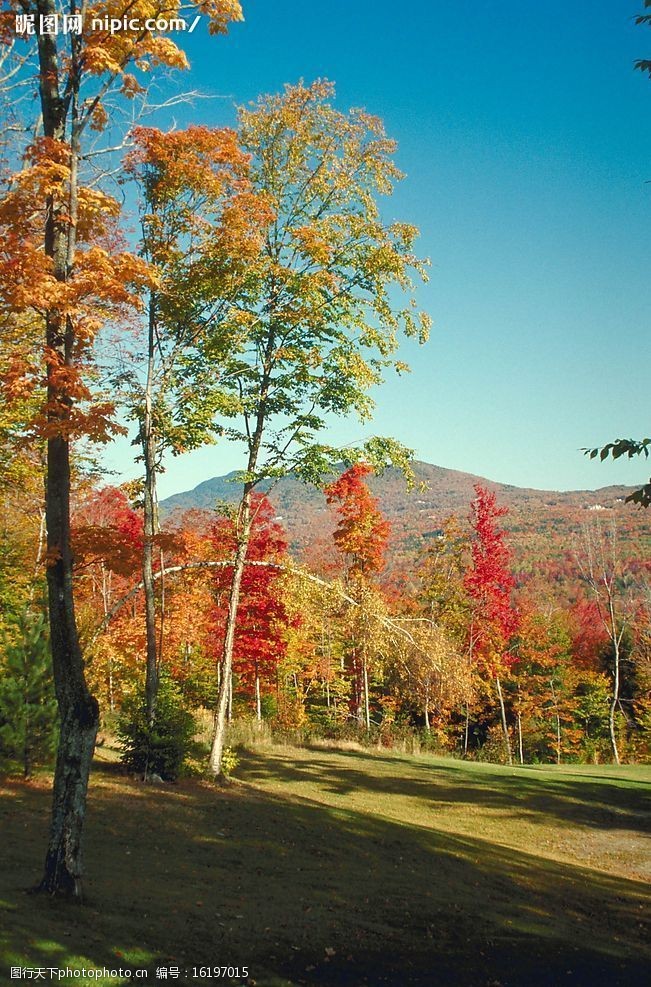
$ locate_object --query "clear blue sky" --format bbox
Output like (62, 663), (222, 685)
(104, 0), (651, 498)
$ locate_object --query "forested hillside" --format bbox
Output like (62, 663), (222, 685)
(162, 461), (650, 587)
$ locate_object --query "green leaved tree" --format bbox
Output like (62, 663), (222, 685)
(119, 126), (268, 728)
(584, 439), (650, 508)
(189, 81), (431, 777)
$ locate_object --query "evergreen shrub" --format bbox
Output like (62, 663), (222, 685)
(0, 610), (58, 778)
(117, 673), (197, 780)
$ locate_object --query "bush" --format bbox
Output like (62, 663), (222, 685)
(475, 724), (512, 764)
(117, 674), (197, 781)
(220, 746), (239, 777)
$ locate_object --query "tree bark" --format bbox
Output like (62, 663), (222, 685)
(255, 667), (262, 722)
(516, 686), (524, 764)
(549, 678), (562, 765)
(209, 492), (252, 778)
(362, 653), (371, 733)
(142, 293), (160, 724)
(209, 313), (275, 777)
(35, 1), (99, 897)
(578, 523), (624, 765)
(495, 676), (512, 766)
(607, 600), (621, 765)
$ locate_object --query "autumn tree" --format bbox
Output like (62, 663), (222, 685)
(325, 464), (391, 582)
(415, 516), (470, 738)
(121, 125), (267, 725)
(574, 521), (636, 764)
(385, 615), (472, 747)
(193, 81), (430, 776)
(512, 605), (582, 764)
(209, 495), (289, 721)
(416, 516), (470, 645)
(464, 485), (519, 764)
(0, 1), (242, 896)
(72, 486), (144, 710)
(325, 464), (391, 729)
(401, 516), (471, 739)
(279, 572), (350, 729)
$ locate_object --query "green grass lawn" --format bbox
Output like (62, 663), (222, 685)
(1, 745), (649, 987)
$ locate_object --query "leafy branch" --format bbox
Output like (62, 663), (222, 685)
(582, 438), (651, 507)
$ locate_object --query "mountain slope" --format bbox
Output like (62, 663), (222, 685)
(161, 462), (650, 577)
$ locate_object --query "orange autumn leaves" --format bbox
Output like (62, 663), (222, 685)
(325, 463), (390, 582)
(0, 122), (273, 443)
(0, 0), (245, 446)
(125, 125), (273, 273)
(4, 2), (243, 80)
(0, 136), (151, 441)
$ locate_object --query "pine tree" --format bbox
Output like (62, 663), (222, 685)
(0, 610), (58, 778)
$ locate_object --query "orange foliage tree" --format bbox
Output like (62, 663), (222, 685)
(72, 486), (144, 710)
(0, 1), (242, 896)
(121, 124), (269, 726)
(325, 464), (391, 729)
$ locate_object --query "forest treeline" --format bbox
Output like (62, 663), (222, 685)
(2, 466), (650, 781)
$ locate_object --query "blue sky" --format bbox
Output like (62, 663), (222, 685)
(104, 1), (650, 497)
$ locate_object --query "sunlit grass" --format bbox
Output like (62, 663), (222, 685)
(0, 746), (649, 986)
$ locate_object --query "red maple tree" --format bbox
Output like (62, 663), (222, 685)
(73, 486), (144, 578)
(209, 495), (289, 711)
(464, 484), (519, 672)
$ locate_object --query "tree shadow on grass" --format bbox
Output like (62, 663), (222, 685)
(3, 766), (650, 987)
(236, 748), (651, 837)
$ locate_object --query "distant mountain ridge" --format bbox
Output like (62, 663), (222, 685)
(161, 462), (649, 570)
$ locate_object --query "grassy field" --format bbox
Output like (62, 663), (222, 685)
(1, 745), (650, 987)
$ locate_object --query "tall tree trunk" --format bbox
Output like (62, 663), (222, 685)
(549, 679), (562, 765)
(42, 420), (99, 896)
(495, 676), (512, 766)
(209, 323), (275, 778)
(362, 653), (371, 733)
(255, 667), (262, 722)
(323, 628), (331, 708)
(516, 686), (524, 764)
(608, 601), (621, 765)
(579, 523), (625, 766)
(36, 5), (99, 897)
(209, 492), (252, 778)
(100, 567), (115, 711)
(142, 294), (160, 724)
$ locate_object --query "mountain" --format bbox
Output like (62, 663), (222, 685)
(161, 462), (650, 580)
